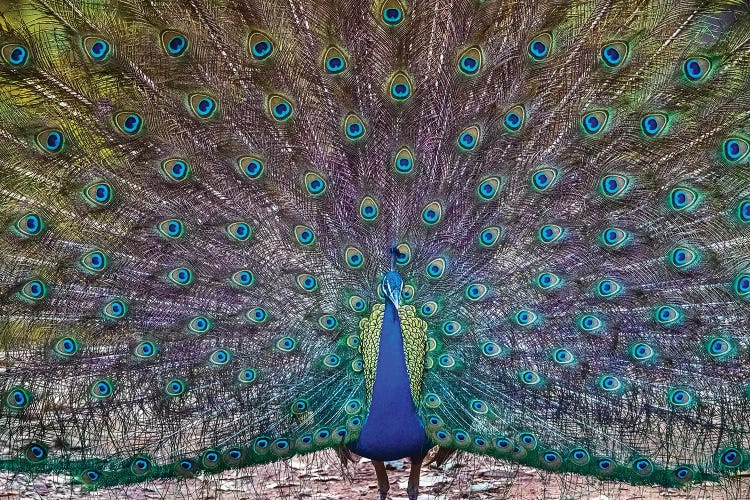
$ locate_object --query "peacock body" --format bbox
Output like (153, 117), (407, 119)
(1, 0), (750, 497)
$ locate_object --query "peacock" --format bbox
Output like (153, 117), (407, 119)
(1, 0), (750, 498)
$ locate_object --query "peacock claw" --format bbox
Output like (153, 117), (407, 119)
(378, 489), (389, 500)
(407, 486), (418, 500)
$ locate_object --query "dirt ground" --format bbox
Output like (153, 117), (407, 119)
(1, 453), (749, 499)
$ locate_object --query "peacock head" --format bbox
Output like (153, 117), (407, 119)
(382, 270), (404, 307)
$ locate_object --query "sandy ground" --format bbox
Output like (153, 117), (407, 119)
(1, 453), (749, 499)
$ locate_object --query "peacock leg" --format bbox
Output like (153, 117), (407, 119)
(372, 460), (390, 500)
(407, 454), (423, 500)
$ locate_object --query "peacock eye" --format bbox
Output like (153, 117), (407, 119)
(267, 94), (294, 122)
(343, 112), (366, 140)
(672, 466), (695, 483)
(318, 315), (338, 331)
(457, 46), (483, 76)
(503, 105), (526, 132)
(421, 201), (443, 225)
(600, 41), (628, 68)
(79, 249), (108, 274)
(536, 272), (562, 290)
(388, 71), (412, 101)
(359, 196), (379, 221)
(230, 269), (255, 288)
(165, 379), (186, 396)
(91, 379), (114, 399)
(600, 227), (631, 249)
(380, 0), (405, 26)
(297, 273), (319, 291)
(705, 335), (734, 359)
(420, 300), (438, 318)
(237, 155), (264, 180)
(632, 458), (653, 477)
(425, 257), (446, 279)
(167, 267), (194, 286)
(477, 177), (501, 201)
(442, 321), (462, 336)
(402, 284), (414, 301)
(246, 307), (268, 324)
(667, 388), (694, 407)
(188, 315), (212, 333)
(683, 56), (711, 82)
(6, 387), (31, 410)
(188, 93), (218, 119)
(478, 226), (501, 248)
(570, 448), (590, 466)
(393, 146), (415, 174)
(304, 172), (327, 196)
(599, 173), (631, 198)
(531, 167), (559, 192)
(630, 342), (655, 361)
(733, 272), (750, 299)
(552, 348), (575, 365)
(17, 279), (48, 303)
(294, 225), (316, 246)
(161, 158), (191, 182)
(101, 298), (127, 320)
(481, 341), (502, 357)
(668, 245), (700, 270)
(134, 340), (157, 359)
(538, 224), (565, 243)
(514, 309), (539, 326)
(581, 110), (609, 135)
(83, 36), (111, 62)
(36, 129), (65, 153)
(209, 349), (231, 366)
(2, 43), (29, 66)
(723, 138), (749, 162)
(528, 33), (552, 60)
(464, 283), (488, 301)
(736, 199), (749, 224)
(598, 375), (623, 392)
(113, 111), (143, 135)
(14, 212), (45, 237)
(53, 337), (80, 357)
(344, 246), (365, 269)
(641, 113), (668, 137)
(457, 125), (481, 151)
(157, 218), (185, 239)
(323, 46), (347, 74)
(276, 336), (297, 352)
(654, 305), (682, 326)
(25, 443), (48, 463)
(226, 221), (252, 241)
(238, 368), (257, 383)
(577, 314), (603, 333)
(348, 295), (366, 313)
(394, 242), (411, 266)
(719, 448), (743, 468)
(82, 181), (113, 207)
(249, 31), (274, 61)
(161, 30), (188, 57)
(519, 370), (543, 386)
(595, 278), (622, 298)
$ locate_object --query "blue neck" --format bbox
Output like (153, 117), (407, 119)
(348, 300), (431, 461)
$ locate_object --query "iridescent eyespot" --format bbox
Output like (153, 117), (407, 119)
(519, 370), (543, 386)
(668, 388), (695, 407)
(224, 448), (245, 465)
(388, 71), (412, 101)
(348, 296), (366, 313)
(458, 46), (483, 76)
(599, 375), (623, 393)
(438, 354), (456, 368)
(345, 246), (365, 269)
(209, 349), (231, 366)
(672, 466), (696, 484)
(718, 448), (744, 469)
(165, 379), (186, 396)
(359, 196), (379, 221)
(246, 307), (268, 324)
(82, 181), (113, 207)
(600, 227), (630, 249)
(457, 125), (481, 151)
(113, 111), (143, 135)
(723, 138), (749, 162)
(402, 284), (414, 302)
(304, 171), (327, 196)
(601, 41), (628, 68)
(596, 458), (615, 474)
(542, 451), (562, 469)
(641, 113), (668, 137)
(668, 186), (700, 212)
(599, 173), (631, 198)
(595, 278), (622, 298)
(683, 56), (711, 82)
(53, 337), (80, 357)
(168, 267), (193, 286)
(538, 224), (564, 243)
(632, 458), (653, 477)
(134, 341), (157, 359)
(318, 315), (338, 331)
(81, 469), (102, 485)
(17, 279), (47, 303)
(654, 305), (682, 326)
(91, 379), (114, 399)
(102, 298), (127, 319)
(343, 112), (366, 140)
(130, 457), (152, 476)
(705, 335), (734, 360)
(733, 272), (750, 299)
(577, 314), (603, 333)
(249, 31), (273, 61)
(297, 274), (319, 292)
(442, 321), (462, 336)
(477, 177), (501, 201)
(6, 387), (31, 410)
(226, 221), (252, 241)
(465, 283), (488, 301)
(323, 46), (347, 74)
(478, 226), (501, 248)
(552, 348), (574, 365)
(176, 459), (197, 477)
(157, 218), (185, 239)
(481, 341), (502, 357)
(582, 110), (608, 135)
(514, 309), (538, 326)
(161, 30), (188, 57)
(277, 336), (297, 352)
(423, 393), (441, 409)
(425, 257), (446, 279)
(736, 199), (749, 224)
(235, 155), (265, 181)
(79, 249), (108, 274)
(161, 158), (191, 182)
(25, 443), (48, 463)
(202, 450), (221, 469)
(668, 245), (700, 270)
(630, 342), (655, 362)
(294, 225), (316, 246)
(2, 44), (29, 66)
(495, 438), (513, 454)
(531, 167), (559, 192)
(393, 242), (411, 266)
(421, 201), (443, 225)
(381, 0), (405, 26)
(503, 105), (525, 132)
(188, 315), (212, 333)
(230, 269), (255, 288)
(469, 399), (488, 414)
(13, 212), (45, 237)
(528, 33), (552, 60)
(188, 93), (217, 119)
(36, 129), (64, 153)
(394, 146), (415, 173)
(420, 301), (438, 318)
(570, 448), (590, 466)
(536, 272), (562, 290)
(238, 368), (257, 383)
(83, 36), (111, 62)
(267, 94), (293, 122)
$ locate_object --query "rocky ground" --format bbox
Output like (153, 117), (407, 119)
(1, 454), (748, 499)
